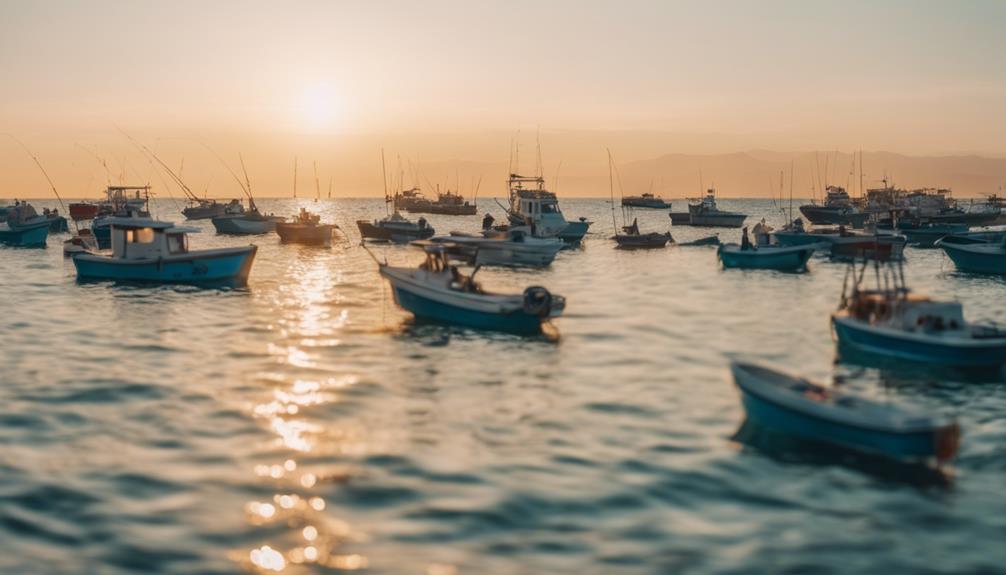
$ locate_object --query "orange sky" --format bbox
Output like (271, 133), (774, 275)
(2, 0), (1005, 198)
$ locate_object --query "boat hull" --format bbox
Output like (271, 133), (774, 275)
(276, 223), (335, 245)
(832, 315), (1006, 367)
(718, 244), (816, 270)
(182, 205), (229, 220)
(558, 220), (591, 244)
(688, 214), (747, 228)
(357, 220), (435, 243)
(72, 246), (257, 285)
(829, 236), (906, 261)
(737, 382), (945, 460)
(614, 233), (671, 249)
(0, 221), (50, 247)
(937, 239), (1006, 275)
(69, 203), (99, 221)
(622, 198), (671, 209)
(799, 205), (869, 228)
(212, 215), (277, 235)
(390, 284), (544, 334)
(772, 231), (836, 247)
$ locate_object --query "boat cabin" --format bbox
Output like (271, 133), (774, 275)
(107, 217), (199, 259)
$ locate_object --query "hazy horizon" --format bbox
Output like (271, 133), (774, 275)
(3, 0), (1006, 199)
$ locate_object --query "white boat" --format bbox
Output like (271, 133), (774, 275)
(505, 174), (591, 244)
(378, 243), (565, 334)
(686, 189), (747, 227)
(429, 227), (564, 267)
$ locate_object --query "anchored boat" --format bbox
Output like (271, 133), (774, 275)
(621, 192), (671, 209)
(276, 208), (337, 246)
(731, 362), (959, 464)
(378, 243), (565, 334)
(72, 217), (257, 285)
(607, 153), (671, 249)
(831, 258), (1006, 367)
(428, 227), (564, 267)
(686, 189), (747, 227)
(799, 186), (869, 228)
(718, 242), (819, 271)
(505, 173), (591, 244)
(358, 212), (434, 243)
(936, 234), (1006, 275)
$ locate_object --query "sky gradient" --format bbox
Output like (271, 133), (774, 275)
(2, 0), (1005, 198)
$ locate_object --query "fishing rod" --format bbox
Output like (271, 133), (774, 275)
(117, 127), (199, 202)
(4, 133), (78, 234)
(199, 141), (251, 200)
(607, 149), (618, 234)
(74, 142), (112, 188)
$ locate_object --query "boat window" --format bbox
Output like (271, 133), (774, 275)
(167, 233), (188, 254)
(131, 227), (155, 243)
(542, 203), (558, 214)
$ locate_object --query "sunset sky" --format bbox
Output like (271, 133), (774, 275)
(2, 0), (1004, 198)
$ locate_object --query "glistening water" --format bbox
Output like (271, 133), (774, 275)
(1, 198), (1004, 574)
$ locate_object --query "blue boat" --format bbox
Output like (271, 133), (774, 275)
(731, 362), (960, 463)
(718, 243), (820, 271)
(378, 243), (565, 335)
(832, 259), (1006, 367)
(936, 235), (1006, 275)
(896, 223), (969, 248)
(0, 219), (50, 247)
(72, 217), (257, 285)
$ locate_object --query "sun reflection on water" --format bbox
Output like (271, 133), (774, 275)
(241, 249), (369, 573)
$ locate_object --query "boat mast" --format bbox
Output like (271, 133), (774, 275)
(328, 176), (332, 200)
(789, 160), (794, 223)
(313, 161), (320, 202)
(293, 157), (298, 198)
(239, 153), (255, 209)
(607, 149), (619, 234)
(381, 148), (390, 215)
(7, 134), (76, 233)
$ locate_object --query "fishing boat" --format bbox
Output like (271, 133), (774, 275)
(686, 189), (747, 227)
(731, 362), (959, 464)
(799, 186), (870, 228)
(429, 227), (564, 267)
(607, 152), (672, 249)
(426, 189), (477, 215)
(622, 192), (671, 209)
(68, 201), (99, 221)
(895, 222), (970, 248)
(393, 188), (430, 212)
(182, 198), (231, 220)
(718, 243), (819, 271)
(212, 209), (283, 235)
(829, 232), (906, 261)
(504, 174), (591, 244)
(276, 208), (337, 246)
(936, 235), (1006, 275)
(377, 243), (565, 334)
(62, 229), (98, 256)
(0, 203), (52, 247)
(831, 258), (1006, 367)
(72, 217), (257, 285)
(358, 212), (434, 243)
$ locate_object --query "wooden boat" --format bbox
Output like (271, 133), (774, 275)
(731, 362), (959, 464)
(832, 258), (1006, 367)
(678, 235), (720, 247)
(72, 217), (256, 285)
(718, 243), (819, 271)
(428, 227), (564, 267)
(276, 208), (336, 246)
(68, 202), (99, 221)
(936, 235), (1006, 275)
(686, 189), (747, 227)
(378, 243), (565, 334)
(621, 193), (671, 209)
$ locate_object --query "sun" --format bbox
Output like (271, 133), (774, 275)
(297, 83), (339, 131)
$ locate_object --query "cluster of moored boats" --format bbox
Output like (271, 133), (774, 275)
(4, 152), (1005, 473)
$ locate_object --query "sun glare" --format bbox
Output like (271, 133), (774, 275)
(297, 83), (339, 131)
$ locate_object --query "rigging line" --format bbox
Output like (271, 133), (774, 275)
(607, 149), (618, 234)
(198, 140), (250, 199)
(4, 133), (78, 234)
(117, 127), (197, 201)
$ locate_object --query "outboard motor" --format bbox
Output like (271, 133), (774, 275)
(522, 286), (552, 317)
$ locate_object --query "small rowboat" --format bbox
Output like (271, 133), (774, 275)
(717, 243), (820, 271)
(614, 231), (672, 249)
(731, 362), (960, 464)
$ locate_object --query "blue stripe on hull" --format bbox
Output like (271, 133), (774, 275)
(739, 389), (937, 459)
(0, 224), (50, 247)
(833, 318), (1006, 367)
(392, 286), (544, 334)
(558, 221), (590, 244)
(73, 250), (255, 285)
